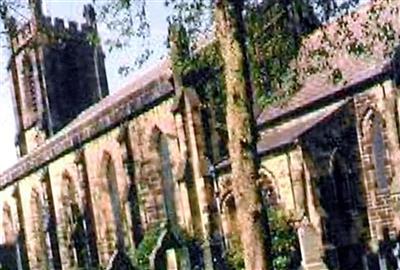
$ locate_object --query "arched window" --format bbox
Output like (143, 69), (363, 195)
(2, 204), (14, 245)
(371, 115), (388, 190)
(61, 172), (86, 268)
(157, 134), (177, 224)
(1, 204), (18, 270)
(103, 153), (124, 251)
(30, 189), (48, 269)
(22, 54), (38, 113)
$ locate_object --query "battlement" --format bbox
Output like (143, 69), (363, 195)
(7, 3), (110, 156)
(11, 4), (98, 50)
(41, 16), (96, 37)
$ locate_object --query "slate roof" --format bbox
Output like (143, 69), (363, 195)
(0, 0), (398, 185)
(216, 101), (346, 171)
(257, 100), (346, 155)
(257, 0), (399, 126)
(256, 62), (389, 126)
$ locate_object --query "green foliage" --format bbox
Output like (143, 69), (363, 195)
(246, 0), (319, 107)
(133, 223), (164, 270)
(268, 208), (300, 270)
(91, 0), (399, 111)
(223, 208), (300, 270)
(170, 0), (320, 109)
(225, 235), (245, 270)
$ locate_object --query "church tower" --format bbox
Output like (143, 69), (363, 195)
(6, 0), (109, 156)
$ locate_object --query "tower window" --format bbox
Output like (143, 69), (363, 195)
(22, 55), (38, 113)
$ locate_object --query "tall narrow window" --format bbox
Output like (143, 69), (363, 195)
(22, 54), (38, 113)
(2, 204), (14, 245)
(30, 189), (49, 269)
(158, 135), (177, 224)
(2, 204), (18, 269)
(371, 115), (388, 190)
(62, 172), (87, 268)
(103, 153), (124, 250)
(14, 187), (30, 269)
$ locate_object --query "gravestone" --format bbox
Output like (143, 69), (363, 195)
(166, 248), (178, 270)
(298, 220), (328, 270)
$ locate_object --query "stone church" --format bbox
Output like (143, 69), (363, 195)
(1, 0), (400, 269)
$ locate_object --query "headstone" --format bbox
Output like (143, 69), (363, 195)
(166, 249), (178, 270)
(298, 219), (328, 270)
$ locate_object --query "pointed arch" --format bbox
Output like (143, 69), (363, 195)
(362, 109), (389, 190)
(2, 203), (14, 245)
(259, 166), (279, 206)
(101, 152), (124, 252)
(371, 115), (388, 190)
(155, 129), (177, 224)
(30, 188), (48, 269)
(221, 192), (239, 247)
(61, 171), (87, 268)
(1, 203), (19, 270)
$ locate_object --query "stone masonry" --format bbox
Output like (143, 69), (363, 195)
(1, 0), (400, 270)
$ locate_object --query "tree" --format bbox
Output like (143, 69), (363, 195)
(1, 0), (398, 269)
(214, 1), (270, 269)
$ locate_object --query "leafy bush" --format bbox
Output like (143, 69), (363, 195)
(269, 209), (301, 270)
(224, 208), (300, 270)
(225, 235), (245, 270)
(134, 223), (164, 270)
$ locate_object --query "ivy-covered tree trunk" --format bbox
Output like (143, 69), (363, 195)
(215, 1), (270, 269)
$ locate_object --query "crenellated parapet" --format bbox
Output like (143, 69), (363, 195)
(9, 8), (98, 53)
(6, 3), (112, 156)
(39, 15), (98, 42)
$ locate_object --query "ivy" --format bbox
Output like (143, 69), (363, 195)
(133, 223), (164, 270)
(171, 0), (320, 110)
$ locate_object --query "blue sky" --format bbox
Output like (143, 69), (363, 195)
(0, 0), (171, 171)
(0, 0), (372, 172)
